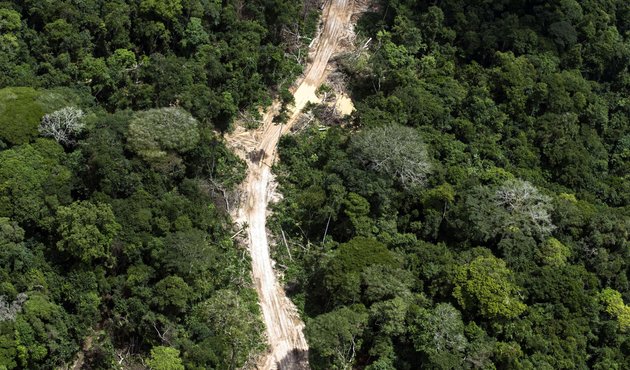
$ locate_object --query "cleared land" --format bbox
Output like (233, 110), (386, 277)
(226, 0), (356, 368)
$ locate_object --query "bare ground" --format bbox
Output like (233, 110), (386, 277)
(226, 1), (357, 369)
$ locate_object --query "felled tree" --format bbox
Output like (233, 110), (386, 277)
(39, 106), (85, 145)
(128, 107), (200, 164)
(349, 124), (431, 189)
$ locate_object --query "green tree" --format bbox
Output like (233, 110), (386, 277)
(0, 9), (20, 33)
(323, 237), (397, 306)
(146, 346), (184, 370)
(600, 288), (630, 332)
(453, 255), (527, 319)
(152, 275), (193, 312)
(190, 289), (263, 370)
(409, 303), (468, 368)
(0, 8), (20, 56)
(537, 237), (571, 267)
(161, 229), (217, 278)
(56, 201), (121, 264)
(342, 192), (373, 237)
(0, 140), (71, 227)
(182, 17), (209, 50)
(140, 0), (183, 20)
(307, 305), (369, 370)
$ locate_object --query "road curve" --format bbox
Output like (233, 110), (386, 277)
(228, 1), (355, 369)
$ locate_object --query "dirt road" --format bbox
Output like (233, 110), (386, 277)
(227, 1), (355, 368)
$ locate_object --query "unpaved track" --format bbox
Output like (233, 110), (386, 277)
(228, 1), (355, 369)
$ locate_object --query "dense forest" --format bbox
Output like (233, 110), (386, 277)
(0, 0), (316, 369)
(271, 0), (630, 369)
(2, 0), (630, 369)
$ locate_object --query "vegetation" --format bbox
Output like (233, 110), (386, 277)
(2, 0), (629, 369)
(271, 0), (630, 369)
(0, 0), (318, 368)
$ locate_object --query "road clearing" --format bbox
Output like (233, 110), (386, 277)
(227, 1), (356, 368)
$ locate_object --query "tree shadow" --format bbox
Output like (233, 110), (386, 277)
(275, 348), (310, 370)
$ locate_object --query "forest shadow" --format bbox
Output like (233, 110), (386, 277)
(274, 348), (310, 370)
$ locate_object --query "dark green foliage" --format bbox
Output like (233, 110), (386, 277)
(0, 102), (265, 369)
(320, 237), (397, 307)
(272, 1), (630, 368)
(0, 0), (318, 130)
(307, 305), (369, 369)
(0, 0), (321, 366)
(0, 87), (84, 146)
(3, 0), (630, 368)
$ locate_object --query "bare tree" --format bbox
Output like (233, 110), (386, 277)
(349, 124), (432, 189)
(493, 179), (555, 236)
(39, 106), (85, 145)
(0, 293), (27, 321)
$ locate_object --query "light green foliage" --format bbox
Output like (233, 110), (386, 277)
(453, 255), (527, 319)
(13, 293), (74, 368)
(600, 288), (630, 332)
(369, 297), (409, 337)
(0, 8), (20, 55)
(56, 201), (121, 264)
(128, 107), (200, 163)
(107, 48), (136, 70)
(0, 217), (24, 246)
(343, 193), (373, 236)
(146, 346), (184, 370)
(0, 9), (20, 33)
(537, 237), (571, 267)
